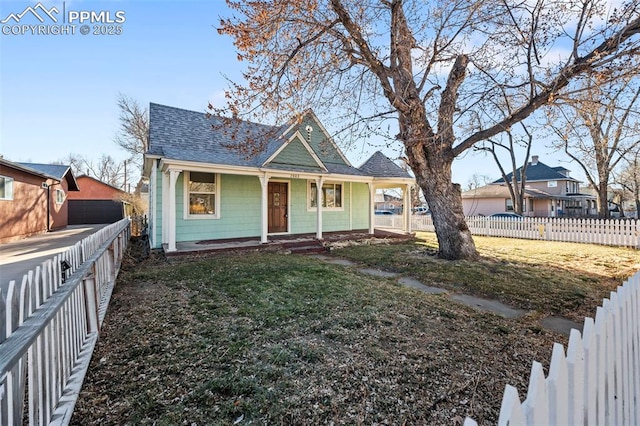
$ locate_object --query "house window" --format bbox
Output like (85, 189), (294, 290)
(309, 181), (343, 209)
(186, 171), (218, 217)
(0, 176), (13, 200)
(505, 198), (514, 211)
(55, 189), (65, 204)
(547, 180), (557, 188)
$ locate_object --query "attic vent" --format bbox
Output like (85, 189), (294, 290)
(305, 125), (313, 141)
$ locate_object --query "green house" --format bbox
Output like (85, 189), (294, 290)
(143, 103), (414, 252)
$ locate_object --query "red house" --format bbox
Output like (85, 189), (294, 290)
(67, 175), (128, 224)
(0, 158), (79, 242)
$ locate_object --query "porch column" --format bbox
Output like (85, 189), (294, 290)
(150, 160), (158, 248)
(167, 169), (181, 252)
(162, 171), (169, 245)
(315, 177), (324, 240)
(368, 182), (375, 234)
(259, 174), (269, 243)
(404, 184), (412, 234)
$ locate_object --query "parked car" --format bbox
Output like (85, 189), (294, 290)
(375, 210), (394, 215)
(487, 212), (527, 231)
(412, 207), (431, 215)
(489, 212), (523, 220)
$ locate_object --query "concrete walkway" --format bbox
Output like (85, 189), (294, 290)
(309, 254), (582, 336)
(0, 224), (109, 291)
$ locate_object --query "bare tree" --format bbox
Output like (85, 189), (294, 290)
(473, 83), (536, 215)
(548, 76), (640, 218)
(464, 173), (492, 192)
(115, 94), (149, 159)
(615, 147), (640, 217)
(114, 94), (149, 194)
(58, 153), (125, 188)
(216, 0), (640, 259)
(476, 125), (534, 215)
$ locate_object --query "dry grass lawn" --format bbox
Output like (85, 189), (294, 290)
(71, 234), (639, 425)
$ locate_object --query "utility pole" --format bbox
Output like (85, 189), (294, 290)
(123, 159), (128, 192)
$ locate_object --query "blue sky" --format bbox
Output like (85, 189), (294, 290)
(0, 0), (577, 188)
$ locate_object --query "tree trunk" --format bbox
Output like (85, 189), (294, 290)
(390, 51), (478, 260)
(406, 144), (478, 260)
(597, 183), (609, 219)
(513, 176), (524, 215)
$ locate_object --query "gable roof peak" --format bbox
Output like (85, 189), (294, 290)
(148, 103), (371, 176)
(359, 151), (412, 178)
(17, 162), (80, 191)
(491, 155), (580, 184)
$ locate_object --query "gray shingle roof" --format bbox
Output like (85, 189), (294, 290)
(358, 151), (412, 178)
(493, 160), (578, 184)
(1, 158), (53, 179)
(148, 103), (409, 179)
(148, 103), (284, 168)
(18, 163), (69, 180)
(17, 162), (79, 190)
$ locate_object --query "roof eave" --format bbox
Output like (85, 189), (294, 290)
(0, 159), (61, 182)
(156, 157), (416, 183)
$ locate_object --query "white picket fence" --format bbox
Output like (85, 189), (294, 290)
(0, 218), (130, 425)
(386, 215), (640, 248)
(463, 270), (640, 425)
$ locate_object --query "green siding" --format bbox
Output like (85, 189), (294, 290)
(290, 180), (370, 234)
(175, 174), (262, 243)
(268, 137), (323, 170)
(153, 173), (372, 248)
(298, 117), (348, 166)
(351, 183), (370, 229)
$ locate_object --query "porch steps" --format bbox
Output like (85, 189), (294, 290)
(282, 240), (327, 254)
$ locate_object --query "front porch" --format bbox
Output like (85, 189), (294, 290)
(161, 228), (414, 257)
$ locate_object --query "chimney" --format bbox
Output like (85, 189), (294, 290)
(531, 155), (539, 165)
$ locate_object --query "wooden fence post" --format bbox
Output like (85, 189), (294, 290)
(467, 271), (640, 425)
(547, 343), (569, 424)
(83, 265), (99, 334)
(566, 329), (584, 425)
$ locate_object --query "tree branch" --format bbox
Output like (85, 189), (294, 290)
(452, 15), (640, 157)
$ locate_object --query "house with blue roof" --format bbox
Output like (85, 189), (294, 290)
(461, 156), (597, 217)
(0, 158), (79, 242)
(143, 103), (415, 252)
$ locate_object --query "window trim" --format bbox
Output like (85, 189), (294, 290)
(184, 171), (221, 220)
(308, 180), (344, 211)
(0, 175), (14, 200)
(55, 188), (65, 204)
(505, 198), (514, 211)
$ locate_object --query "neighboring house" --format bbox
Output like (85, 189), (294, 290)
(67, 175), (129, 225)
(374, 192), (403, 213)
(143, 103), (415, 251)
(583, 187), (638, 218)
(0, 159), (79, 242)
(462, 156), (597, 217)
